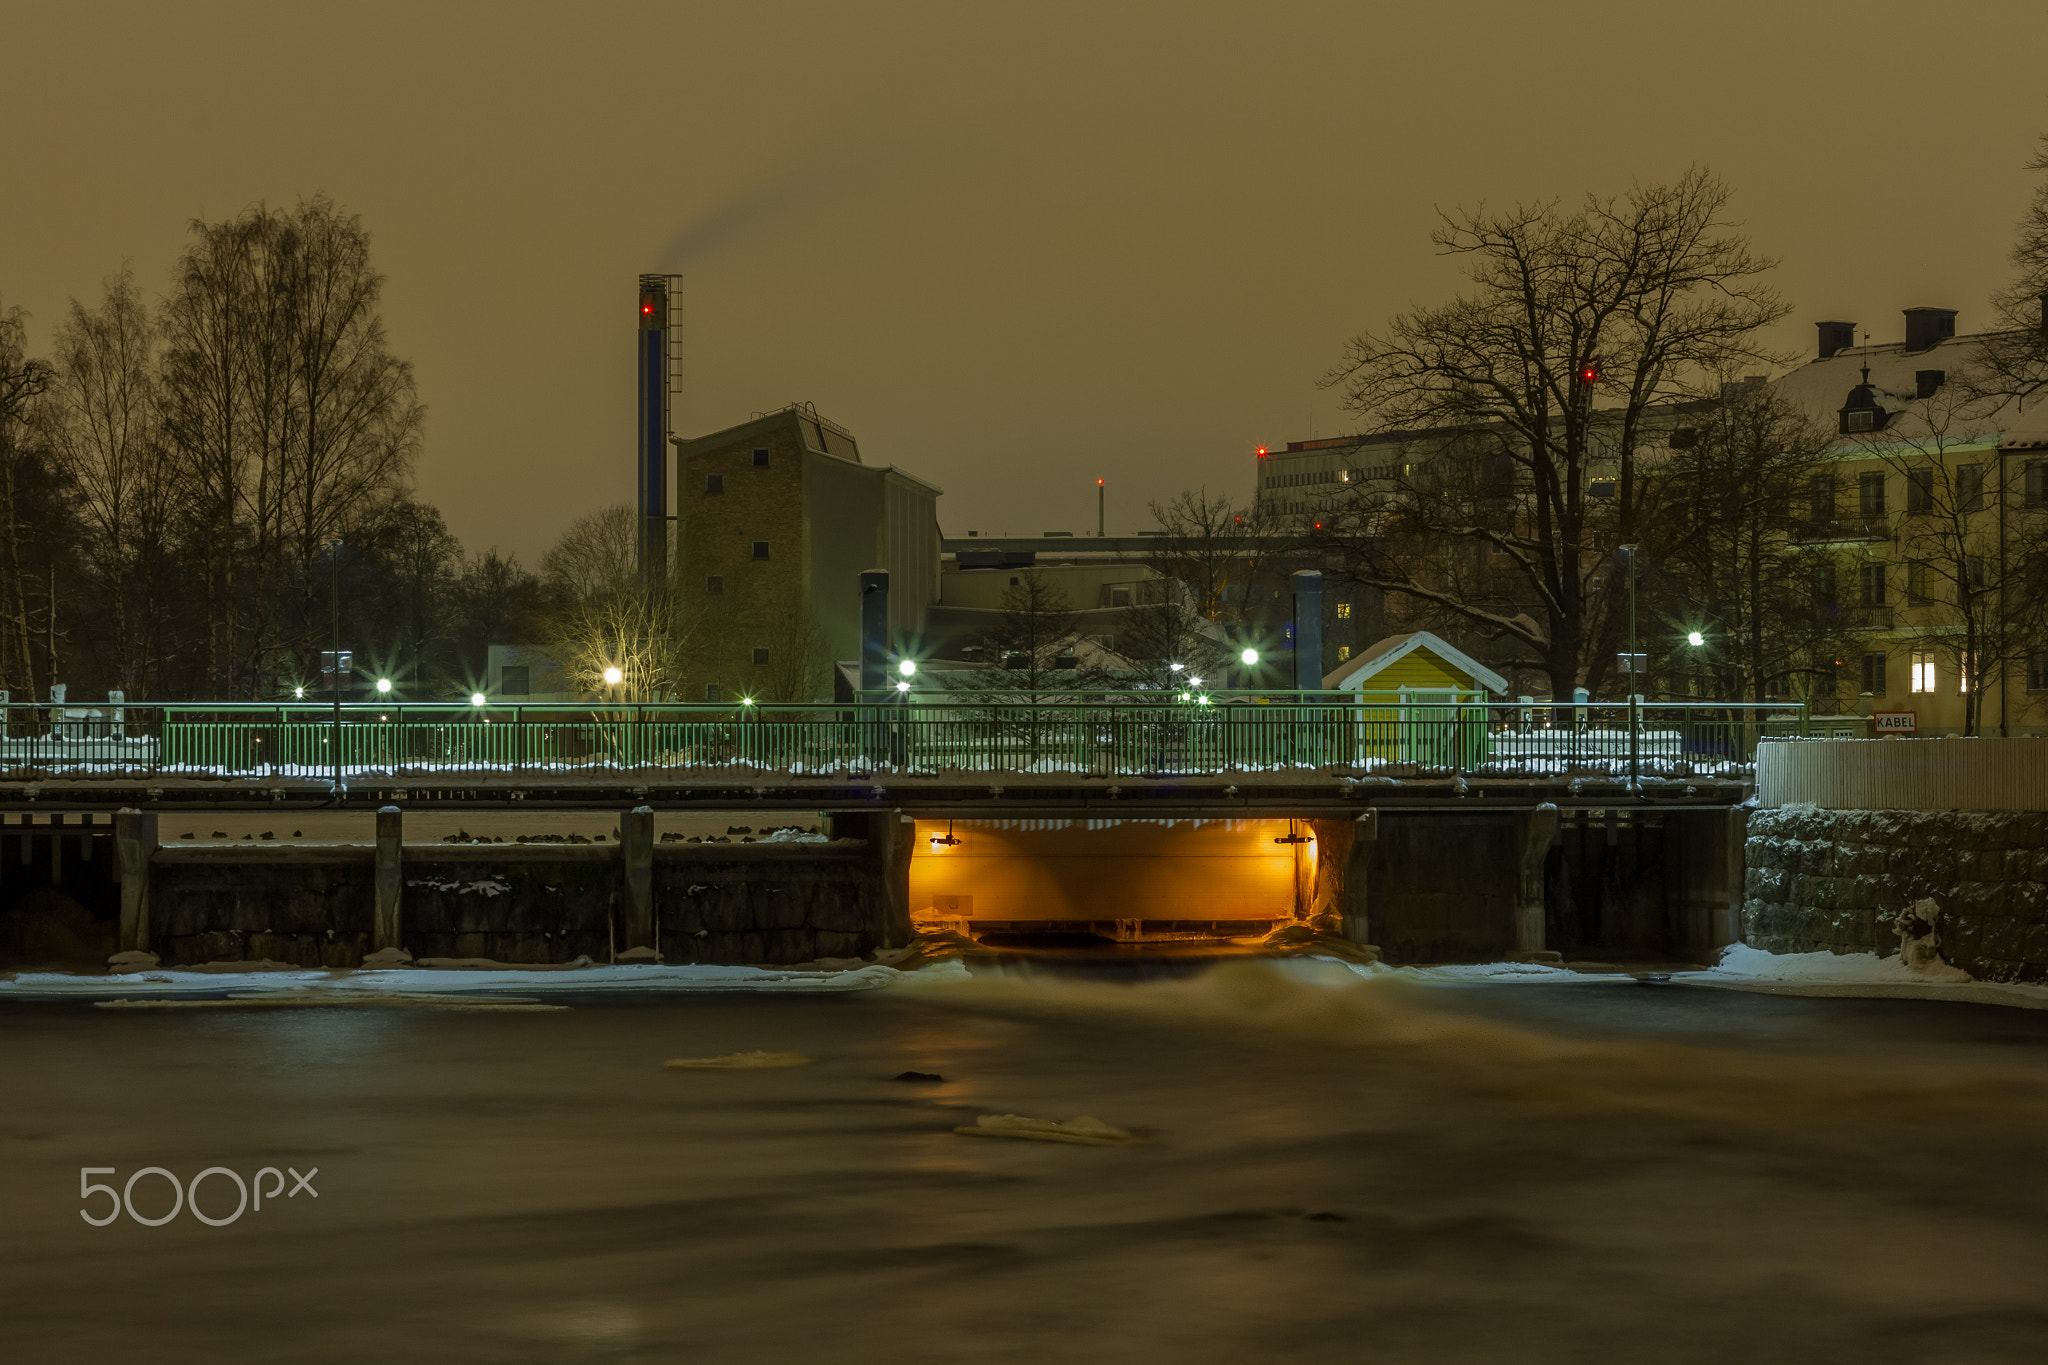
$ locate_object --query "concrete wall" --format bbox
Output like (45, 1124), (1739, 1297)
(144, 843), (892, 969)
(1743, 807), (2048, 982)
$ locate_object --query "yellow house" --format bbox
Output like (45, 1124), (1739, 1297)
(1322, 632), (1507, 764)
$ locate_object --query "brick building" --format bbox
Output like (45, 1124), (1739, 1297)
(672, 404), (940, 702)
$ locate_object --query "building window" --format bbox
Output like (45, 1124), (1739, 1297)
(1858, 472), (1886, 517)
(752, 447), (770, 468)
(1910, 651), (1937, 693)
(1337, 645), (1351, 661)
(501, 665), (530, 696)
(1861, 652), (1887, 697)
(1906, 562), (1930, 605)
(1858, 563), (1887, 606)
(1967, 555), (1987, 590)
(2029, 649), (2048, 692)
(752, 647), (770, 666)
(1110, 586), (1132, 607)
(705, 684), (722, 702)
(1907, 468), (1934, 513)
(1811, 562), (1836, 607)
(1808, 475), (1834, 521)
(705, 575), (724, 594)
(752, 541), (770, 560)
(704, 473), (724, 495)
(1336, 602), (1352, 620)
(1959, 464), (1985, 512)
(1844, 410), (1875, 433)
(2028, 460), (2048, 508)
(1960, 653), (1975, 694)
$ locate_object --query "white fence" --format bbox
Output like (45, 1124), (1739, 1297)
(1757, 738), (2048, 812)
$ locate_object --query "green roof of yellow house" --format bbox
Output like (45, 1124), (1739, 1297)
(1321, 631), (1509, 695)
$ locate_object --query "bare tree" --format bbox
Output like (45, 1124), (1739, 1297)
(1147, 487), (1277, 624)
(1851, 390), (2048, 735)
(0, 297), (53, 699)
(1649, 384), (1850, 702)
(158, 198), (423, 697)
(1320, 168), (1790, 699)
(43, 266), (171, 695)
(539, 504), (698, 701)
(1973, 133), (2048, 402)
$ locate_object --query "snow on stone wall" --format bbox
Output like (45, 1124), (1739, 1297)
(1743, 807), (2048, 982)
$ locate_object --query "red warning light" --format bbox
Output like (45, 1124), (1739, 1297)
(1096, 478), (1104, 486)
(641, 303), (655, 315)
(1578, 365), (1599, 384)
(1256, 446), (1268, 458)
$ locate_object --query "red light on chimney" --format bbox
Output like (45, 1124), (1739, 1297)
(1097, 478), (1104, 486)
(641, 303), (654, 315)
(1256, 446), (1268, 458)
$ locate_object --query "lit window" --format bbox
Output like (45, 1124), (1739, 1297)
(1335, 602), (1352, 620)
(1336, 645), (1351, 661)
(1910, 651), (1937, 693)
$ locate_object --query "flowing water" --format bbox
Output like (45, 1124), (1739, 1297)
(5, 961), (2048, 1363)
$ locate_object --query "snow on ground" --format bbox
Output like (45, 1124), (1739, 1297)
(1674, 943), (2048, 1010)
(0, 958), (969, 1001)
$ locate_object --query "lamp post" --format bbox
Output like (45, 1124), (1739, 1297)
(327, 540), (343, 799)
(1618, 545), (1642, 794)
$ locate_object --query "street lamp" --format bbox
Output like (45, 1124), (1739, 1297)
(1240, 648), (1259, 666)
(375, 678), (392, 695)
(898, 659), (917, 678)
(603, 666), (623, 687)
(470, 692), (487, 707)
(1687, 630), (1705, 648)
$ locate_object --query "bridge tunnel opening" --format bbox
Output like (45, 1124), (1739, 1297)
(908, 817), (1314, 947)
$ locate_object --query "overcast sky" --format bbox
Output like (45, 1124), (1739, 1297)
(6, 1), (2047, 561)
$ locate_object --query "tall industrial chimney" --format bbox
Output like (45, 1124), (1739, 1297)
(637, 274), (671, 599)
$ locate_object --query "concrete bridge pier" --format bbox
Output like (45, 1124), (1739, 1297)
(829, 810), (914, 948)
(374, 807), (403, 953)
(620, 805), (655, 956)
(1514, 806), (1560, 960)
(115, 808), (157, 954)
(1669, 808), (1746, 962)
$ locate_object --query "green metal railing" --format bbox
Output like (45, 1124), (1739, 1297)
(0, 697), (1807, 782)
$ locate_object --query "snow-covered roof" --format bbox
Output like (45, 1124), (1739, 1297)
(1321, 631), (1510, 695)
(1770, 331), (2025, 445)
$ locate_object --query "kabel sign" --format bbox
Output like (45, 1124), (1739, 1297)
(1872, 712), (1917, 735)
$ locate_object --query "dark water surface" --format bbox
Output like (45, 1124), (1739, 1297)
(5, 965), (2048, 1363)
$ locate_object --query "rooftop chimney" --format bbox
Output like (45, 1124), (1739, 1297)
(1816, 320), (1856, 360)
(1915, 370), (1946, 399)
(1902, 307), (1957, 352)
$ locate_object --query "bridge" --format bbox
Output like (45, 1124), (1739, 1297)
(0, 696), (1833, 812)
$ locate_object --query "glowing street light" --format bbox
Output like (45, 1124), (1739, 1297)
(1686, 630), (1705, 648)
(293, 686), (304, 699)
(375, 678), (392, 695)
(895, 680), (911, 693)
(898, 659), (917, 677)
(1240, 648), (1259, 666)
(602, 666), (623, 686)
(470, 692), (487, 707)
(1168, 662), (1184, 673)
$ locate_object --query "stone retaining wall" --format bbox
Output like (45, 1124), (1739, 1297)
(1743, 807), (2048, 982)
